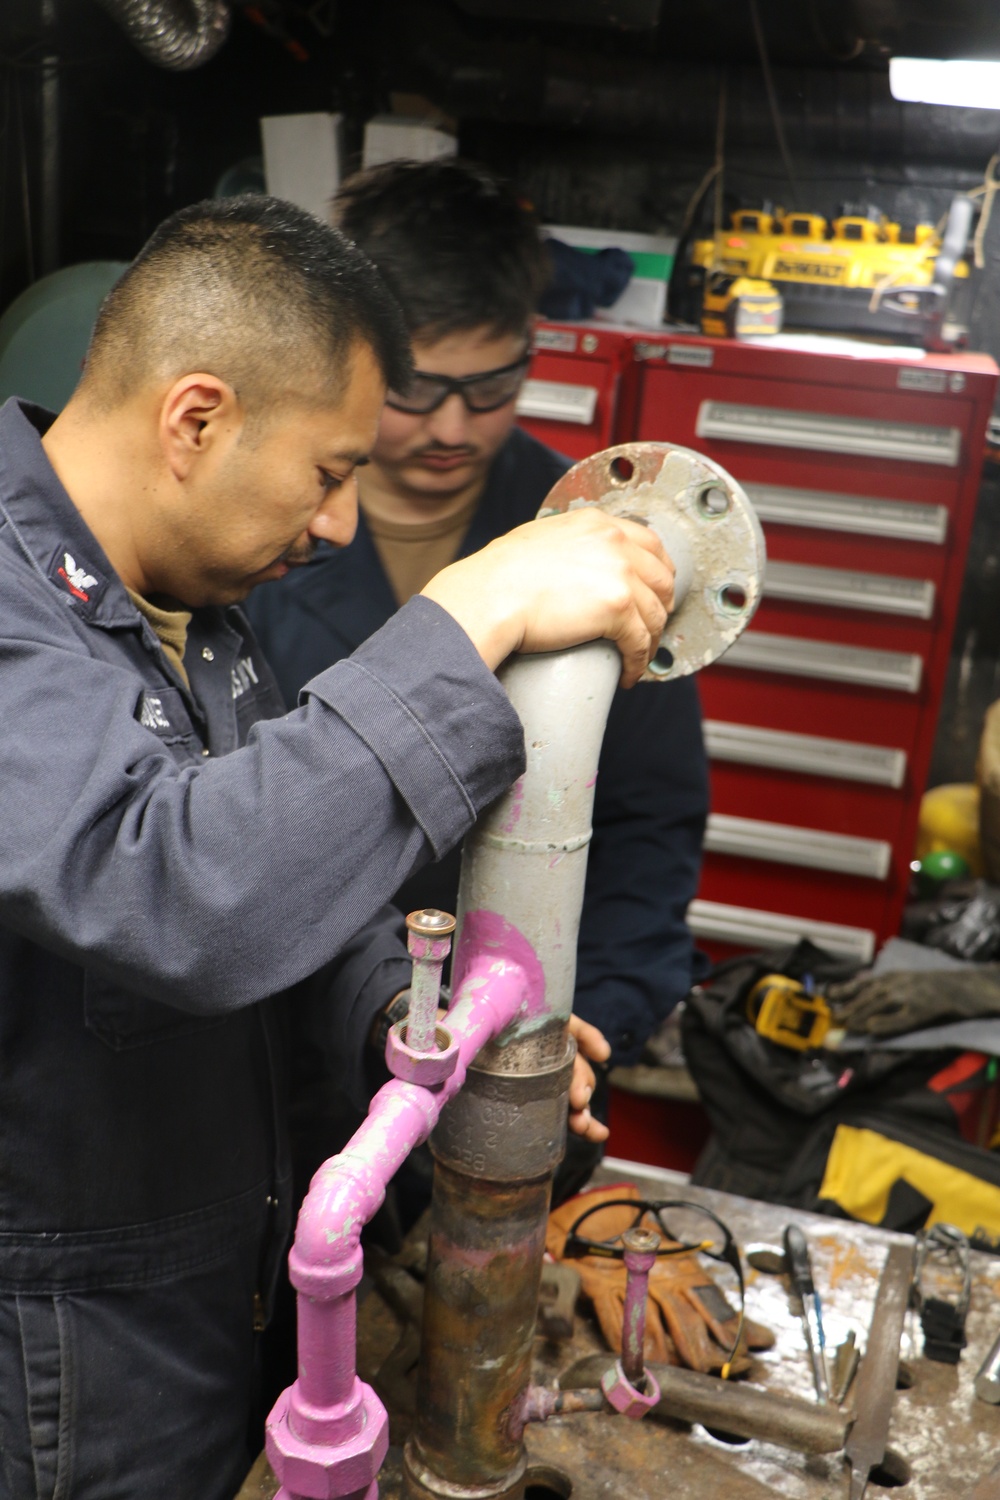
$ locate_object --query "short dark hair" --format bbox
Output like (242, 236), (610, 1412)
(333, 159), (551, 342)
(81, 194), (412, 411)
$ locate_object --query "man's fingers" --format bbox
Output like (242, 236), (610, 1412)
(568, 1014), (611, 1064)
(569, 1053), (596, 1111)
(610, 584), (671, 687)
(569, 1106), (611, 1142)
(566, 1017), (610, 1141)
(627, 531), (676, 611)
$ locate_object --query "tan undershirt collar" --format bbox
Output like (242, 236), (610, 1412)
(362, 493), (480, 606)
(126, 587), (193, 690)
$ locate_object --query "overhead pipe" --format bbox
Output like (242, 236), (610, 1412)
(92, 0), (230, 70)
(267, 443), (765, 1500)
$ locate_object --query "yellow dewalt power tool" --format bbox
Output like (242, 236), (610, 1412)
(690, 196), (973, 349)
(746, 974), (832, 1052)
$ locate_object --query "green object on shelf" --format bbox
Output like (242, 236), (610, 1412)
(910, 847), (971, 898)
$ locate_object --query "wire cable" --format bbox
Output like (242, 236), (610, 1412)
(748, 0), (799, 202)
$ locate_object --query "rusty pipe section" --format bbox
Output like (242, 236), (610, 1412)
(405, 444), (764, 1500)
(266, 949), (537, 1500)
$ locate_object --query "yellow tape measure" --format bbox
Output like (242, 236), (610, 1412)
(746, 974), (832, 1051)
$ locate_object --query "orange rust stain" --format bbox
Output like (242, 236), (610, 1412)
(818, 1236), (878, 1290)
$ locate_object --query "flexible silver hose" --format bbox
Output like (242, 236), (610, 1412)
(94, 0), (230, 70)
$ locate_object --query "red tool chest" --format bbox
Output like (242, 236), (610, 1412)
(517, 324), (634, 460)
(522, 322), (998, 965)
(628, 332), (997, 962)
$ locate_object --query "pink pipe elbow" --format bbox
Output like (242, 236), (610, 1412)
(267, 948), (533, 1500)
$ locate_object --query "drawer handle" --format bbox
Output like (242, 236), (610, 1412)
(743, 481), (948, 544)
(705, 813), (891, 879)
(723, 630), (923, 693)
(704, 720), (907, 788)
(764, 560), (935, 619)
(687, 899), (875, 962)
(696, 400), (961, 467)
(516, 379), (599, 425)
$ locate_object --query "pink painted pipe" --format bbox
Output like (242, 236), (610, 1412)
(266, 942), (536, 1500)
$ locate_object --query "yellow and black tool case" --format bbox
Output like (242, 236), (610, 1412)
(689, 197), (974, 349)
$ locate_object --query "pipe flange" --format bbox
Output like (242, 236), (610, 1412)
(600, 1358), (662, 1420)
(386, 1021), (460, 1086)
(538, 442), (765, 682)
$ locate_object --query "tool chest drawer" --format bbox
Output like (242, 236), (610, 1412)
(619, 332), (998, 955)
(517, 323), (634, 462)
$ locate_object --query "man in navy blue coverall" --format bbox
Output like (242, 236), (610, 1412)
(249, 160), (709, 1079)
(0, 194), (676, 1498)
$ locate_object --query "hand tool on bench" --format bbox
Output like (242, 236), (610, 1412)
(843, 1240), (916, 1500)
(784, 1223), (830, 1402)
(559, 1353), (851, 1454)
(974, 1327), (1000, 1403)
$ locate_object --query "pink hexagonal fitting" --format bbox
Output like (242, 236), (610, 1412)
(266, 1381), (389, 1499)
(385, 1020), (460, 1086)
(600, 1358), (662, 1421)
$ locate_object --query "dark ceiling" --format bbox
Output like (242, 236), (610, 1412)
(2, 0), (1000, 307)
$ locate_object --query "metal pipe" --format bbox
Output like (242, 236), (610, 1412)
(271, 441), (762, 1500)
(405, 909), (456, 1053)
(404, 443), (762, 1500)
(266, 950), (535, 1500)
(621, 1227), (661, 1387)
(404, 642), (621, 1500)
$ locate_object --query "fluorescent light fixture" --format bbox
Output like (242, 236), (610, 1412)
(889, 56), (1000, 109)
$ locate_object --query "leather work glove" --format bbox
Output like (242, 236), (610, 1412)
(826, 966), (1000, 1036)
(546, 1185), (774, 1375)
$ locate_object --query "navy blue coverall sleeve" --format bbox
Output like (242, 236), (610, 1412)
(0, 584), (524, 1016)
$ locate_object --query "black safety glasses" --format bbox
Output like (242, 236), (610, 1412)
(386, 353), (532, 415)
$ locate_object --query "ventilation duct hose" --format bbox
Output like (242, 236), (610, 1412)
(94, 0), (230, 70)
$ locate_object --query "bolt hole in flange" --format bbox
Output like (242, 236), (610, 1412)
(608, 455), (635, 484)
(868, 1447), (912, 1488)
(717, 581), (748, 614)
(647, 645), (675, 677)
(697, 483), (731, 518)
(525, 1463), (573, 1498)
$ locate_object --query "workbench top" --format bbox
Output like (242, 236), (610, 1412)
(237, 1156), (1000, 1500)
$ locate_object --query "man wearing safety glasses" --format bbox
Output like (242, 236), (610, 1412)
(249, 159), (709, 1105)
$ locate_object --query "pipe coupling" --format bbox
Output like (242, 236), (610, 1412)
(266, 1379), (388, 1498)
(430, 1041), (576, 1182)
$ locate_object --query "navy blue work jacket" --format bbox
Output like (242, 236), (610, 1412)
(0, 399), (525, 1291)
(250, 428), (709, 1065)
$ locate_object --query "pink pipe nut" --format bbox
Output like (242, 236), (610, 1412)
(268, 1382), (387, 1500)
(600, 1359), (662, 1421)
(386, 1020), (459, 1086)
(405, 908), (456, 1053)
